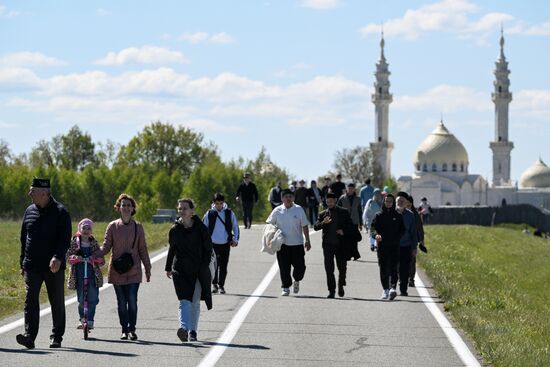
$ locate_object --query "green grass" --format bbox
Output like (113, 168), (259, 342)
(418, 225), (550, 367)
(0, 221), (172, 320)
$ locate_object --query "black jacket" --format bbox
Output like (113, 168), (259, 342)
(236, 182), (259, 202)
(20, 197), (72, 272)
(371, 203), (405, 249)
(314, 206), (358, 259)
(166, 216), (213, 309)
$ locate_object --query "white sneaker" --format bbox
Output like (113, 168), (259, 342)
(380, 289), (389, 300)
(293, 281), (300, 294)
(389, 288), (397, 300)
(281, 288), (290, 296)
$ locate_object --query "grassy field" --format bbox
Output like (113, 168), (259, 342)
(0, 221), (172, 320)
(419, 225), (550, 367)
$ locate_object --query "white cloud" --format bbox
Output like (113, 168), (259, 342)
(177, 32), (235, 44)
(274, 63), (312, 78)
(513, 89), (550, 119)
(96, 8), (111, 17)
(94, 46), (190, 65)
(300, 0), (340, 10)
(0, 68), (42, 90)
(509, 21), (550, 36)
(394, 84), (489, 112)
(0, 52), (66, 67)
(0, 4), (19, 17)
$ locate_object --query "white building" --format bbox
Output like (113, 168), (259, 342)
(369, 31), (550, 209)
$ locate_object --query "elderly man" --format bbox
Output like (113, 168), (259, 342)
(17, 178), (72, 349)
(266, 189), (311, 296)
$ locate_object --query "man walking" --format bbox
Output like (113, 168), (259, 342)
(268, 181), (283, 209)
(362, 188), (383, 251)
(337, 183), (363, 260)
(396, 192), (418, 296)
(329, 174), (346, 197)
(320, 176), (331, 209)
(203, 193), (239, 294)
(266, 189), (311, 296)
(17, 178), (72, 349)
(294, 179), (308, 216)
(314, 192), (353, 298)
(371, 194), (404, 301)
(236, 172), (259, 229)
(359, 178), (374, 212)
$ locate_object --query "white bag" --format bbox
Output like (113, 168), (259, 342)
(209, 249), (217, 279)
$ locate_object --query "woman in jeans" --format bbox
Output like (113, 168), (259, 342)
(99, 193), (151, 340)
(166, 198), (213, 342)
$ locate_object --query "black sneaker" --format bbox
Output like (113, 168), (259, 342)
(400, 291), (409, 296)
(120, 332), (129, 340)
(338, 285), (345, 298)
(177, 328), (188, 342)
(327, 292), (335, 299)
(189, 330), (197, 342)
(129, 331), (138, 340)
(16, 334), (35, 349)
(409, 279), (415, 287)
(219, 286), (226, 294)
(212, 284), (219, 294)
(49, 337), (62, 348)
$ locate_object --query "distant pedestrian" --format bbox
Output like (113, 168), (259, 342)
(407, 196), (425, 288)
(306, 180), (321, 225)
(294, 179), (308, 215)
(17, 178), (71, 349)
(418, 197), (433, 224)
(337, 183), (363, 260)
(266, 189), (311, 296)
(203, 193), (239, 294)
(166, 198), (213, 343)
(330, 174), (346, 197)
(320, 176), (331, 209)
(359, 178), (374, 212)
(396, 192), (418, 297)
(371, 194), (405, 301)
(362, 188), (383, 251)
(268, 181), (283, 209)
(100, 193), (151, 341)
(66, 218), (105, 331)
(236, 172), (259, 229)
(314, 192), (353, 298)
(289, 180), (297, 192)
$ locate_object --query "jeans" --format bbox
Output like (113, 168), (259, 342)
(23, 270), (66, 341)
(113, 283), (140, 333)
(276, 244), (306, 288)
(76, 264), (99, 322)
(212, 243), (231, 287)
(179, 280), (202, 331)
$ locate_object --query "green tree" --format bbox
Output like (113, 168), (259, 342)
(58, 125), (95, 171)
(117, 121), (206, 178)
(0, 140), (11, 166)
(28, 140), (56, 168)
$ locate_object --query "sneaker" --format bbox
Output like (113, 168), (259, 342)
(219, 286), (226, 294)
(188, 330), (197, 342)
(389, 288), (397, 300)
(380, 289), (389, 300)
(212, 284), (219, 294)
(400, 291), (408, 296)
(327, 292), (335, 299)
(293, 281), (300, 294)
(16, 334), (35, 349)
(177, 328), (188, 342)
(281, 288), (290, 296)
(409, 279), (415, 287)
(49, 337), (62, 348)
(120, 332), (129, 340)
(129, 331), (138, 340)
(77, 321), (83, 329)
(338, 285), (345, 298)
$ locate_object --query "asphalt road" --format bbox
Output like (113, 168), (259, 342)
(0, 225), (480, 366)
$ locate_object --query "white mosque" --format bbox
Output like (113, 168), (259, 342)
(370, 31), (550, 210)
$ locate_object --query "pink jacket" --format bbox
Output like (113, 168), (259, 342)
(100, 218), (151, 285)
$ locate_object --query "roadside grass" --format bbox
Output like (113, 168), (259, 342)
(418, 225), (550, 367)
(0, 221), (172, 320)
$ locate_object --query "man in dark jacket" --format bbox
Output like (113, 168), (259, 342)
(314, 193), (353, 298)
(236, 172), (259, 229)
(17, 178), (72, 349)
(337, 183), (363, 260)
(371, 193), (404, 301)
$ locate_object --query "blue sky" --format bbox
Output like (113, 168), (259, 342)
(1, 0), (549, 184)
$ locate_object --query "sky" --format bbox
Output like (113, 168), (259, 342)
(0, 0), (549, 184)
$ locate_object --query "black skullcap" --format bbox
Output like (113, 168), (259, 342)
(31, 177), (50, 188)
(281, 188), (294, 197)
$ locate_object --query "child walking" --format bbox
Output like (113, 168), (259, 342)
(66, 218), (105, 330)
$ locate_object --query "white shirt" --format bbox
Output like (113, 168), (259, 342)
(266, 204), (309, 246)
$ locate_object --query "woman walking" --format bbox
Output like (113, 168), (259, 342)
(100, 194), (151, 340)
(166, 198), (213, 343)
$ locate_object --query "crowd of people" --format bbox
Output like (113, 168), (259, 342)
(16, 173), (428, 349)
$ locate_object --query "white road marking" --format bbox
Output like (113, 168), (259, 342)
(416, 273), (481, 367)
(0, 248), (169, 335)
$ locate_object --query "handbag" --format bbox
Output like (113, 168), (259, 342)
(112, 222), (138, 274)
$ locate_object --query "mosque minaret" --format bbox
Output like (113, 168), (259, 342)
(370, 32), (393, 180)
